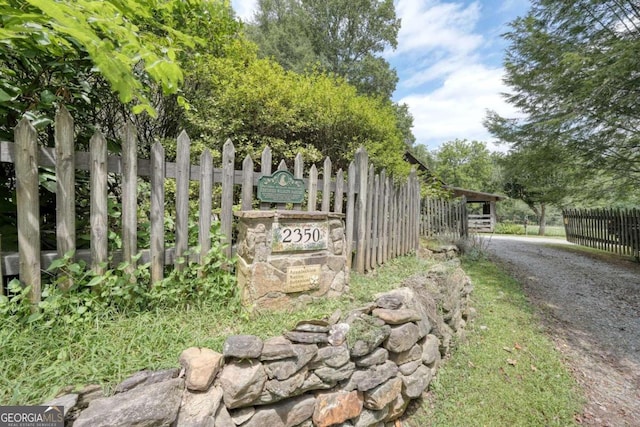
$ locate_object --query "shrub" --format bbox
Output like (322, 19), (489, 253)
(494, 222), (525, 235)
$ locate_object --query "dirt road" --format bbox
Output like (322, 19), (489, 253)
(483, 235), (640, 426)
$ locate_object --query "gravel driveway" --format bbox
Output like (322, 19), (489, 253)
(483, 235), (640, 426)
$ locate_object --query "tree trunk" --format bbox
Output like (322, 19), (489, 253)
(538, 203), (546, 236)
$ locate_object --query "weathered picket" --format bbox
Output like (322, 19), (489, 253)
(0, 109), (426, 303)
(420, 196), (468, 240)
(563, 208), (640, 259)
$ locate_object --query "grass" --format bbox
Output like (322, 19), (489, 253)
(523, 225), (566, 237)
(404, 256), (584, 427)
(0, 250), (586, 426)
(0, 255), (434, 405)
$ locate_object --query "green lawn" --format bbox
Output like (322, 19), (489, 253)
(403, 256), (584, 426)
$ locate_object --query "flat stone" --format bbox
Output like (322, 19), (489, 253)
(310, 345), (350, 369)
(385, 393), (410, 422)
(224, 335), (264, 359)
(73, 378), (184, 427)
(384, 323), (421, 353)
(353, 406), (389, 427)
(398, 359), (422, 376)
(372, 308), (421, 325)
(363, 377), (402, 410)
(265, 366), (308, 398)
(264, 344), (317, 380)
(375, 294), (404, 310)
(401, 365), (432, 398)
(219, 359), (267, 409)
(300, 374), (335, 392)
(328, 309), (342, 325)
(214, 405), (234, 427)
(313, 390), (363, 427)
(179, 347), (224, 392)
(295, 320), (330, 333)
(388, 344), (422, 366)
(344, 360), (399, 392)
(349, 320), (391, 358)
(114, 368), (180, 394)
(422, 334), (441, 365)
(354, 348), (388, 368)
(314, 361), (356, 383)
(43, 393), (78, 417)
(328, 323), (350, 346)
(261, 343), (298, 361)
(230, 407), (255, 425)
(175, 385), (223, 427)
(242, 394), (315, 427)
(284, 331), (329, 344)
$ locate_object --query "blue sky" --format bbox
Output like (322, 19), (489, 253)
(231, 0), (531, 152)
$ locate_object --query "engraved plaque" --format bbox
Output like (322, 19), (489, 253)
(257, 170), (305, 203)
(286, 265), (321, 293)
(272, 221), (328, 252)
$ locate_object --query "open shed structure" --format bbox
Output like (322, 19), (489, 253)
(404, 151), (507, 233)
(447, 187), (506, 232)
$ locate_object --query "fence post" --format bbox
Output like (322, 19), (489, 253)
(122, 123), (138, 274)
(90, 131), (109, 276)
(55, 107), (76, 285)
(294, 153), (304, 211)
(345, 161), (356, 269)
(334, 169), (344, 214)
(241, 154), (254, 211)
(199, 150), (213, 264)
(308, 164), (318, 212)
(15, 117), (41, 307)
(322, 157), (332, 212)
(221, 140), (235, 259)
(260, 147), (272, 211)
(355, 148), (368, 274)
(175, 131), (190, 270)
(150, 142), (165, 283)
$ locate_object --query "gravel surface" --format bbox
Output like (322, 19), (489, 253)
(483, 235), (640, 426)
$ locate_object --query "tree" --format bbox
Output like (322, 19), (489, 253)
(485, 0), (640, 189)
(432, 139), (497, 192)
(499, 142), (579, 235)
(246, 0), (400, 99)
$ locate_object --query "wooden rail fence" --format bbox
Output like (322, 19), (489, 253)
(0, 108), (423, 303)
(563, 208), (640, 259)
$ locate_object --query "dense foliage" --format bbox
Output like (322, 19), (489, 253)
(182, 45), (410, 174)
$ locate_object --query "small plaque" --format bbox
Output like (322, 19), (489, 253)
(286, 265), (321, 293)
(272, 221), (328, 252)
(257, 170), (305, 203)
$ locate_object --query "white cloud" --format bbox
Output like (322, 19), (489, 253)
(389, 0), (524, 151)
(231, 0), (257, 22)
(392, 0), (483, 56)
(400, 65), (518, 150)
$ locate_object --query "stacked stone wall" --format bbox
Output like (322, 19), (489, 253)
(55, 260), (472, 427)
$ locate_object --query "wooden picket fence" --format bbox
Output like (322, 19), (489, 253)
(420, 197), (468, 240)
(563, 208), (640, 259)
(0, 108), (423, 303)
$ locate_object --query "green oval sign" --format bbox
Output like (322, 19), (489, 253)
(257, 170), (305, 203)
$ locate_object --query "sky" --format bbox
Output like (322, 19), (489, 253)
(230, 0), (531, 152)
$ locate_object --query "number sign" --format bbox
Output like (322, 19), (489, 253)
(272, 221), (328, 252)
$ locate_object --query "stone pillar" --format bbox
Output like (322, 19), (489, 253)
(235, 210), (348, 310)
